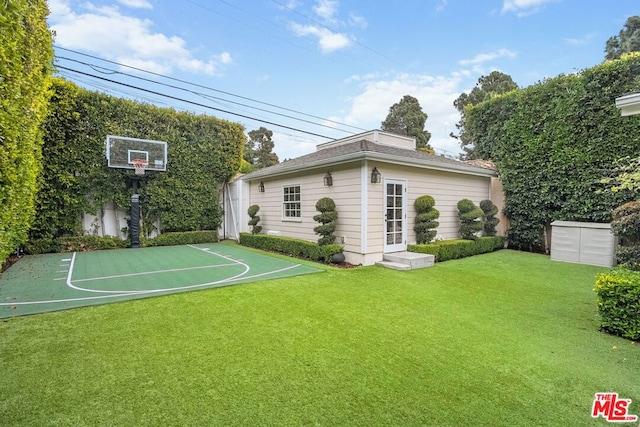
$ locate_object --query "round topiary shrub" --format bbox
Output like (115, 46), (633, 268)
(313, 197), (337, 246)
(247, 204), (262, 234)
(414, 195), (439, 244)
(480, 199), (500, 237)
(458, 199), (483, 240)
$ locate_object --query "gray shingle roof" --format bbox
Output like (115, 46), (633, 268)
(242, 139), (496, 180)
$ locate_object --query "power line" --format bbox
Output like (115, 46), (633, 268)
(55, 64), (336, 140)
(55, 55), (360, 135)
(54, 46), (366, 133)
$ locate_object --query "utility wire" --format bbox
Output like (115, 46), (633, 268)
(56, 64), (336, 140)
(54, 46), (366, 132)
(55, 55), (358, 135)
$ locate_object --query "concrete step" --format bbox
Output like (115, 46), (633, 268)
(378, 252), (435, 270)
(375, 260), (412, 271)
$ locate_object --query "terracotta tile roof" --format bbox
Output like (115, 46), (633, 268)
(242, 139), (496, 180)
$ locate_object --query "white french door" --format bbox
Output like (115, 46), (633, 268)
(383, 179), (407, 253)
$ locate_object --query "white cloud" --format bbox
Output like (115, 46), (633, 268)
(459, 48), (517, 66)
(49, 0), (232, 76)
(564, 33), (596, 46)
(290, 23), (353, 53)
(436, 0), (448, 12)
(287, 0), (363, 53)
(117, 0), (153, 9)
(336, 72), (469, 157)
(271, 131), (322, 160)
(276, 0), (301, 11)
(502, 0), (557, 16)
(349, 13), (367, 29)
(313, 0), (339, 22)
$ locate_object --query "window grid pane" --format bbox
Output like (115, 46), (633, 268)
(283, 186), (301, 218)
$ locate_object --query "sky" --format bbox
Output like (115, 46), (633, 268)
(48, 0), (639, 160)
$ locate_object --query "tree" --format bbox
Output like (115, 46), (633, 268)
(457, 199), (483, 240)
(480, 199), (499, 237)
(414, 195), (439, 244)
(313, 198), (338, 246)
(247, 205), (262, 234)
(605, 16), (640, 61)
(451, 71), (518, 159)
(245, 127), (279, 170)
(381, 95), (433, 152)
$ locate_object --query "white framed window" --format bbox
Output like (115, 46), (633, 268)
(283, 185), (301, 219)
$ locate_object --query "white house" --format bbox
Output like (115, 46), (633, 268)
(225, 130), (504, 266)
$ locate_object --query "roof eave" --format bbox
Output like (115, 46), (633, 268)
(242, 151), (496, 181)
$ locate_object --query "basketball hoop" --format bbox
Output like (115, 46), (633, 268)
(131, 159), (148, 175)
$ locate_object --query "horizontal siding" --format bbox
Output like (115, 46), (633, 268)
(245, 160), (497, 260)
(246, 165), (363, 252)
(371, 163), (492, 243)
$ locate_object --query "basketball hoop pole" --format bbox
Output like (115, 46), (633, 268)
(130, 177), (141, 248)
(130, 192), (141, 248)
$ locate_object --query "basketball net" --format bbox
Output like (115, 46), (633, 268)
(131, 159), (148, 175)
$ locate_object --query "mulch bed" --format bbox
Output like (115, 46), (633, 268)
(1, 254), (22, 273)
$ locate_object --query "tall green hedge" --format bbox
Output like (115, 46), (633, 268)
(30, 78), (245, 240)
(466, 53), (640, 252)
(0, 0), (54, 264)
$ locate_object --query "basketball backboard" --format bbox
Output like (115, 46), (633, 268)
(106, 135), (168, 172)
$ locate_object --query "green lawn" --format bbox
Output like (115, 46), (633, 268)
(1, 249), (638, 426)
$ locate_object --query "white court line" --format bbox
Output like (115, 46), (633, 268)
(67, 245), (251, 294)
(0, 264), (303, 306)
(73, 263), (239, 283)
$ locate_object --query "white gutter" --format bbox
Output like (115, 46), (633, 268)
(244, 151), (496, 181)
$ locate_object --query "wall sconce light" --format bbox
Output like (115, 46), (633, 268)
(324, 172), (333, 187)
(258, 181), (265, 193)
(371, 167), (381, 183)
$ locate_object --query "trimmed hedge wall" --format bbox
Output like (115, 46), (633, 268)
(595, 269), (640, 341)
(143, 231), (218, 247)
(239, 232), (342, 263)
(466, 53), (640, 252)
(24, 231), (218, 254)
(31, 78), (245, 242)
(0, 0), (54, 265)
(408, 237), (505, 262)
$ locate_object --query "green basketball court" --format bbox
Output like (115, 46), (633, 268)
(0, 244), (323, 318)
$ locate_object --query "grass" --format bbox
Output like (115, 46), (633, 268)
(0, 249), (638, 426)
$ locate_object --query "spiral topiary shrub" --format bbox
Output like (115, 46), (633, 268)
(247, 204), (262, 235)
(458, 199), (483, 240)
(313, 197), (338, 246)
(414, 195), (439, 244)
(611, 201), (640, 270)
(480, 199), (500, 237)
